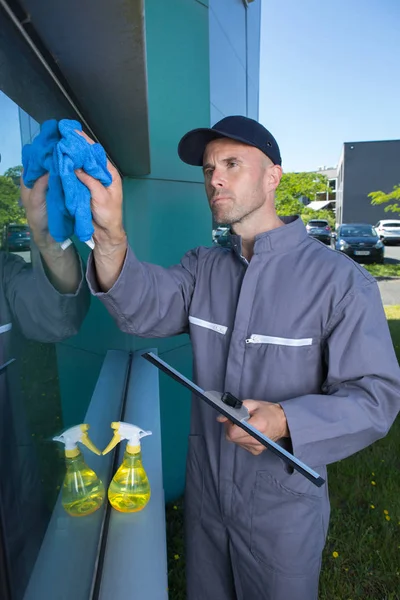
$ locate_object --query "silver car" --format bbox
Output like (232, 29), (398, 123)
(375, 220), (400, 245)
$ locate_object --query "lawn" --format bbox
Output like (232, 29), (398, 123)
(363, 263), (400, 278)
(166, 307), (400, 600)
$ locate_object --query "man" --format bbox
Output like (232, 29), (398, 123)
(1, 173), (89, 343)
(78, 117), (400, 600)
(0, 173), (90, 598)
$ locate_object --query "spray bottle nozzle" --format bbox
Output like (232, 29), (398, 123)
(102, 422), (152, 455)
(53, 424), (101, 457)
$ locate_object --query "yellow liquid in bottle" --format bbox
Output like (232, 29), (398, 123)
(108, 449), (151, 513)
(62, 453), (105, 517)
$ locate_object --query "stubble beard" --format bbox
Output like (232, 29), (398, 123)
(211, 195), (265, 226)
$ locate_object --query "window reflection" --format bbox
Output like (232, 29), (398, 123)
(0, 91), (90, 599)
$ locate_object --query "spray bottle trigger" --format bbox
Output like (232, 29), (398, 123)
(102, 432), (121, 455)
(80, 432), (101, 455)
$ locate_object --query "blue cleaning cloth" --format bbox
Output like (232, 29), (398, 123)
(22, 120), (72, 244)
(22, 119), (112, 246)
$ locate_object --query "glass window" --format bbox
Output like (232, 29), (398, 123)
(0, 51), (104, 600)
(382, 222), (400, 228)
(340, 225), (377, 237)
(308, 220), (329, 227)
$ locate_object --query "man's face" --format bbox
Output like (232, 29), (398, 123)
(202, 138), (274, 225)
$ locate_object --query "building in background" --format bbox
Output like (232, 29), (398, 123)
(336, 140), (400, 226)
(306, 165), (337, 212)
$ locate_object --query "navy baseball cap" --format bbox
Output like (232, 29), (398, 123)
(178, 115), (282, 166)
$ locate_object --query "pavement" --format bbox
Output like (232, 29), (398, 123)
(377, 278), (400, 306)
(13, 250), (31, 263)
(376, 245), (400, 306)
(383, 245), (400, 264)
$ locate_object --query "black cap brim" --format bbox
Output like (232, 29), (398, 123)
(178, 128), (263, 166)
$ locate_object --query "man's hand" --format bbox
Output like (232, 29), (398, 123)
(75, 131), (125, 246)
(217, 400), (289, 456)
(20, 172), (82, 294)
(75, 131), (127, 292)
(20, 173), (50, 246)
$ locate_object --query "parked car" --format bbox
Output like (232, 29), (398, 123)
(332, 223), (384, 264)
(1, 223), (31, 252)
(214, 227), (230, 247)
(212, 226), (229, 243)
(305, 219), (331, 244)
(374, 220), (400, 245)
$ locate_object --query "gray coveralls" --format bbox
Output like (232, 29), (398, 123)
(0, 244), (90, 599)
(87, 216), (400, 600)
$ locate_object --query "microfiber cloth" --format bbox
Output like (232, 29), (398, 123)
(22, 119), (112, 249)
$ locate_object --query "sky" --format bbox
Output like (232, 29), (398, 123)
(0, 91), (22, 175)
(259, 0), (400, 173)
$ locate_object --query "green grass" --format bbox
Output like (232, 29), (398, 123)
(166, 500), (186, 599)
(363, 263), (400, 278)
(166, 308), (400, 600)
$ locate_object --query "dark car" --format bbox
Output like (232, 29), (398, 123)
(214, 227), (230, 247)
(305, 219), (332, 244)
(2, 224), (31, 252)
(212, 226), (229, 243)
(332, 223), (384, 264)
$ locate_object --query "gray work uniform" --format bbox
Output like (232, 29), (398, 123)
(87, 216), (400, 600)
(0, 244), (90, 599)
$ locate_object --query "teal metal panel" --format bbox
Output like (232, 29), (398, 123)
(131, 340), (193, 502)
(56, 344), (105, 429)
(122, 177), (212, 265)
(157, 343), (193, 502)
(145, 0), (210, 183)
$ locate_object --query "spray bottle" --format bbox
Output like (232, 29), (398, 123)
(103, 422), (152, 513)
(53, 424), (105, 517)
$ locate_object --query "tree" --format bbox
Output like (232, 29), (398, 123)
(0, 175), (26, 230)
(4, 165), (23, 187)
(368, 184), (400, 214)
(275, 171), (330, 216)
(275, 171), (335, 227)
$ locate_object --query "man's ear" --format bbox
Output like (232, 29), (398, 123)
(270, 164), (283, 190)
(264, 163), (282, 192)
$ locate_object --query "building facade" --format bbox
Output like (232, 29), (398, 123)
(336, 140), (400, 226)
